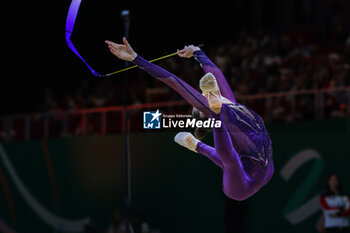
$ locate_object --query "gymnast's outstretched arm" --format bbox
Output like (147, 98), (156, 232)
(178, 46), (236, 103)
(105, 38), (212, 117)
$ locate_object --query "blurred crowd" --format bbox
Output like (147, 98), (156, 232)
(1, 27), (350, 141)
(40, 27), (350, 116)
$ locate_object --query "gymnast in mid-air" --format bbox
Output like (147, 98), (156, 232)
(105, 38), (274, 201)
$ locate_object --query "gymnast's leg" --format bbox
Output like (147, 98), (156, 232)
(196, 142), (223, 169)
(212, 109), (256, 200)
(175, 107), (258, 200)
(174, 132), (223, 169)
(199, 71), (256, 200)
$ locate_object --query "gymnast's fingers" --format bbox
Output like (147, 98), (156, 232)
(109, 47), (120, 55)
(123, 37), (131, 48)
(177, 49), (185, 57)
(108, 44), (120, 54)
(178, 48), (185, 54)
(105, 40), (117, 46)
(108, 44), (120, 51)
(110, 49), (120, 57)
(106, 40), (123, 50)
(108, 47), (120, 57)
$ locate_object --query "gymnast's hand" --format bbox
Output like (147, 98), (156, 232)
(177, 45), (201, 58)
(105, 37), (137, 61)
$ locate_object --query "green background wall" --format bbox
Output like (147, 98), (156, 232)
(245, 119), (350, 233)
(0, 133), (224, 233)
(0, 119), (349, 233)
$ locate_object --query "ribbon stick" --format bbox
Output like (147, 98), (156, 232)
(104, 44), (205, 77)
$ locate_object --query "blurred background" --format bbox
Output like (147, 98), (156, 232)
(1, 0), (350, 232)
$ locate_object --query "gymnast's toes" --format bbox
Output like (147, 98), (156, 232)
(174, 132), (200, 152)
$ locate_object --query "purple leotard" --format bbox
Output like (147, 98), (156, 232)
(132, 50), (274, 201)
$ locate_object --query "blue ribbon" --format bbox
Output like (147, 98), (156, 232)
(66, 0), (101, 76)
